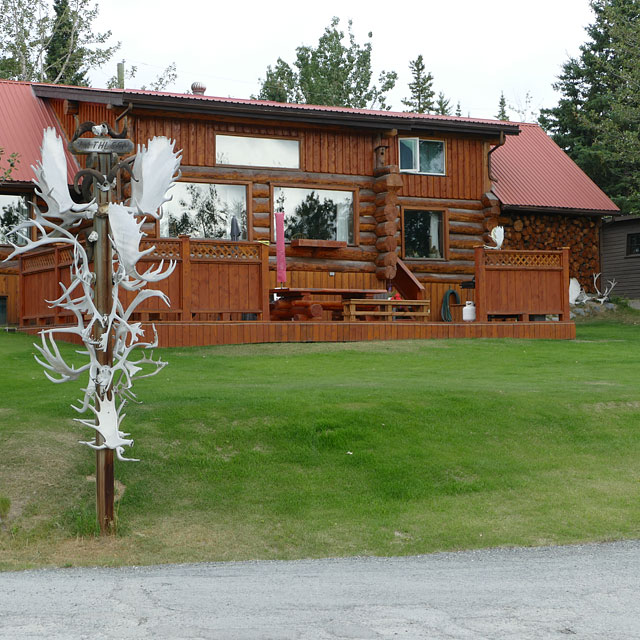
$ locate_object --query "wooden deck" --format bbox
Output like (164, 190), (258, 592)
(20, 319), (576, 347)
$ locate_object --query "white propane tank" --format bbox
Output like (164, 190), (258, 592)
(462, 301), (476, 322)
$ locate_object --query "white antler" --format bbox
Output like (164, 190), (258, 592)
(592, 273), (617, 304)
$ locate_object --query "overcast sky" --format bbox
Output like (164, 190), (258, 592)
(89, 0), (595, 121)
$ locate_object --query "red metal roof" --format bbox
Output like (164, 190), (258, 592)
(491, 122), (618, 213)
(30, 81), (517, 132)
(0, 80), (78, 185)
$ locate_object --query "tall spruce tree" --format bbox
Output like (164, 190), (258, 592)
(401, 55), (434, 113)
(45, 0), (86, 85)
(496, 91), (509, 120)
(539, 0), (640, 213)
(255, 17), (397, 110)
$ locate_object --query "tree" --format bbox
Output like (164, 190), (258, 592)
(539, 0), (640, 214)
(496, 91), (509, 120)
(401, 55), (434, 113)
(0, 0), (118, 84)
(255, 17), (397, 110)
(434, 92), (452, 116)
(455, 101), (462, 117)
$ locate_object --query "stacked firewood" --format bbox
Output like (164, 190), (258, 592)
(502, 213), (601, 289)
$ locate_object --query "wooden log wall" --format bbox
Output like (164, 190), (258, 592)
(0, 268), (19, 324)
(389, 135), (487, 200)
(500, 212), (601, 290)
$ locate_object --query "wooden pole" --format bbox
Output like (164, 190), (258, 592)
(94, 151), (115, 534)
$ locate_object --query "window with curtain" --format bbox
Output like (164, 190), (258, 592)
(399, 138), (446, 175)
(159, 182), (247, 240)
(273, 187), (354, 244)
(403, 209), (444, 259)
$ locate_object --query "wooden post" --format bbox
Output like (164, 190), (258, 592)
(474, 246), (487, 322)
(180, 235), (192, 321)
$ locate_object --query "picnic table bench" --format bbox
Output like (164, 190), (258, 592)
(342, 298), (431, 322)
(269, 287), (388, 321)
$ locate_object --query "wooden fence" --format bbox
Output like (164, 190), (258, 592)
(474, 247), (570, 322)
(19, 237), (270, 327)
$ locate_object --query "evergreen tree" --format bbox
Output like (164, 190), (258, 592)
(496, 91), (509, 120)
(539, 0), (640, 213)
(255, 17), (397, 110)
(0, 0), (118, 84)
(455, 101), (462, 117)
(401, 55), (434, 113)
(434, 92), (452, 116)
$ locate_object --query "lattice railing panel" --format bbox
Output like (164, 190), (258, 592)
(140, 240), (181, 260)
(190, 241), (261, 261)
(484, 251), (562, 269)
(22, 252), (56, 272)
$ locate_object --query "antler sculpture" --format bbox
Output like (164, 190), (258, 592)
(2, 127), (181, 461)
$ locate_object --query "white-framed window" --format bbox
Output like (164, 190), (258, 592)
(216, 134), (300, 169)
(403, 209), (445, 260)
(159, 182), (248, 240)
(0, 193), (29, 245)
(399, 138), (446, 175)
(273, 186), (354, 244)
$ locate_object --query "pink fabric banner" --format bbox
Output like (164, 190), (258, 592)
(275, 211), (286, 285)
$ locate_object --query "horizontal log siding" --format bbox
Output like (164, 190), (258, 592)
(389, 136), (485, 200)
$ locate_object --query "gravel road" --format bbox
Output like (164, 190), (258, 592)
(1, 540), (639, 639)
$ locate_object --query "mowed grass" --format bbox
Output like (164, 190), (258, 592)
(1, 321), (639, 570)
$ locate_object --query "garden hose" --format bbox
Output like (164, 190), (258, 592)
(441, 289), (461, 322)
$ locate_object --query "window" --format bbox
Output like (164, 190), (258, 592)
(399, 138), (446, 175)
(273, 187), (353, 244)
(403, 209), (445, 259)
(627, 233), (640, 256)
(159, 182), (247, 240)
(216, 135), (300, 169)
(0, 193), (29, 246)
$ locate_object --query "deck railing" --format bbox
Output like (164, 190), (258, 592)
(19, 237), (270, 327)
(474, 247), (570, 321)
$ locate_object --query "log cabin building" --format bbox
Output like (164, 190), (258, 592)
(0, 80), (619, 342)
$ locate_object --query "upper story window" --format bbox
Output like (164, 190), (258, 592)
(399, 138), (446, 175)
(273, 186), (354, 244)
(0, 193), (29, 246)
(627, 232), (640, 256)
(216, 134), (300, 169)
(160, 182), (247, 240)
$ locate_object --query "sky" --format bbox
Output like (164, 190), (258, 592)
(88, 0), (596, 121)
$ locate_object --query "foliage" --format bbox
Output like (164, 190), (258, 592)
(539, 0), (640, 214)
(284, 191), (337, 240)
(2, 323), (640, 568)
(106, 61), (178, 91)
(455, 101), (462, 116)
(434, 92), (452, 116)
(0, 147), (19, 184)
(0, 0), (118, 84)
(255, 17), (397, 110)
(401, 55), (435, 113)
(496, 91), (509, 120)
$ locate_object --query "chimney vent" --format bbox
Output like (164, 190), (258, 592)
(191, 82), (206, 95)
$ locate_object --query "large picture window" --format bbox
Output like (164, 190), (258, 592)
(273, 187), (353, 244)
(159, 182), (247, 240)
(0, 194), (29, 245)
(403, 209), (445, 259)
(216, 135), (300, 169)
(399, 138), (446, 175)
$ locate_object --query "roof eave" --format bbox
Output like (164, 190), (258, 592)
(32, 84), (519, 137)
(500, 203), (618, 217)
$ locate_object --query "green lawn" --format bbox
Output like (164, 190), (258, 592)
(1, 320), (639, 570)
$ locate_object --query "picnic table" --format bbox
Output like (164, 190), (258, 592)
(269, 287), (388, 321)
